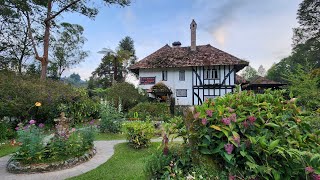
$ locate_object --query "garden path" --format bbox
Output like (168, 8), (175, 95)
(0, 140), (126, 180)
(0, 138), (171, 180)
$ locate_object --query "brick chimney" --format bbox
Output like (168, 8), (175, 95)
(190, 19), (197, 51)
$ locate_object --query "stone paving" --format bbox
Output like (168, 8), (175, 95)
(0, 140), (126, 180)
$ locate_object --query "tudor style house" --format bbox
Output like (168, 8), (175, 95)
(130, 20), (249, 105)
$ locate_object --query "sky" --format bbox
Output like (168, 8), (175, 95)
(61, 0), (301, 80)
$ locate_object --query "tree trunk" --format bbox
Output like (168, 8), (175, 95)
(40, 0), (53, 80)
(113, 57), (118, 82)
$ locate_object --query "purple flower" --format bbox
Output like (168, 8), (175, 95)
(228, 107), (235, 113)
(38, 123), (45, 128)
(201, 118), (208, 125)
(89, 119), (95, 125)
(29, 120), (36, 125)
(23, 125), (30, 130)
(193, 112), (200, 119)
(247, 116), (256, 124)
(15, 127), (19, 131)
(233, 135), (240, 146)
(306, 166), (314, 173)
(221, 117), (231, 125)
(224, 143), (234, 154)
(312, 174), (320, 180)
(206, 110), (213, 117)
(230, 113), (237, 122)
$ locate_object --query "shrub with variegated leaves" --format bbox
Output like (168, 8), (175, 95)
(191, 89), (320, 179)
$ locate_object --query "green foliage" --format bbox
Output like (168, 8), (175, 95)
(99, 100), (123, 133)
(128, 102), (171, 121)
(191, 90), (320, 179)
(122, 121), (155, 149)
(13, 122), (95, 164)
(241, 65), (258, 81)
(105, 82), (147, 111)
(14, 122), (44, 163)
(286, 65), (320, 110)
(0, 119), (16, 141)
(163, 116), (187, 142)
(0, 71), (97, 125)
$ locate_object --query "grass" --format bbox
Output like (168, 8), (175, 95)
(0, 142), (19, 157)
(95, 132), (126, 141)
(70, 142), (161, 180)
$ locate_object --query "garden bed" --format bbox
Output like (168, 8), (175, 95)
(7, 147), (96, 173)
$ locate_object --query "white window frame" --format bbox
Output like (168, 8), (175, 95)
(204, 68), (219, 79)
(162, 70), (167, 81)
(176, 89), (187, 97)
(179, 70), (185, 81)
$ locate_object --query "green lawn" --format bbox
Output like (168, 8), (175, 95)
(95, 133), (126, 141)
(0, 142), (18, 157)
(70, 142), (161, 180)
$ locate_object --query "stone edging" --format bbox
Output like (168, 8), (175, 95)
(6, 148), (97, 174)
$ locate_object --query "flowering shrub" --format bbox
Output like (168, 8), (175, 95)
(191, 89), (320, 179)
(13, 120), (95, 164)
(123, 121), (155, 149)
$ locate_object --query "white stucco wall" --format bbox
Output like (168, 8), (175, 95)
(138, 65), (236, 105)
(138, 68), (193, 105)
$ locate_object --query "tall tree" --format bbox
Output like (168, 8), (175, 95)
(52, 22), (88, 78)
(2, 0), (131, 80)
(241, 66), (258, 81)
(96, 48), (131, 83)
(257, 65), (266, 77)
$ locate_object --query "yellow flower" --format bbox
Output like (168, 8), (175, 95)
(35, 102), (42, 107)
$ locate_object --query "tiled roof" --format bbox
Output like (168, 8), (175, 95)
(130, 44), (249, 73)
(249, 76), (284, 85)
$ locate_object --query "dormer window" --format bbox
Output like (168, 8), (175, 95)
(204, 68), (219, 79)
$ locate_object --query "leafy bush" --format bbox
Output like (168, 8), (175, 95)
(145, 144), (220, 179)
(99, 100), (124, 133)
(13, 120), (95, 164)
(105, 82), (147, 112)
(128, 102), (171, 121)
(0, 71), (98, 125)
(190, 89), (320, 179)
(123, 121), (155, 149)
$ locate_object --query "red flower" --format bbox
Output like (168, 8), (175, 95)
(247, 116), (256, 124)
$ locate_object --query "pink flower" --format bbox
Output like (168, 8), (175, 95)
(229, 175), (236, 180)
(15, 127), (19, 131)
(228, 107), (235, 113)
(306, 166), (314, 173)
(247, 116), (256, 124)
(23, 125), (30, 130)
(38, 123), (45, 128)
(312, 174), (320, 180)
(29, 120), (36, 125)
(224, 143), (234, 154)
(206, 110), (213, 117)
(89, 119), (95, 125)
(201, 118), (208, 125)
(230, 113), (237, 122)
(70, 128), (76, 132)
(221, 117), (231, 125)
(193, 112), (200, 119)
(233, 135), (240, 146)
